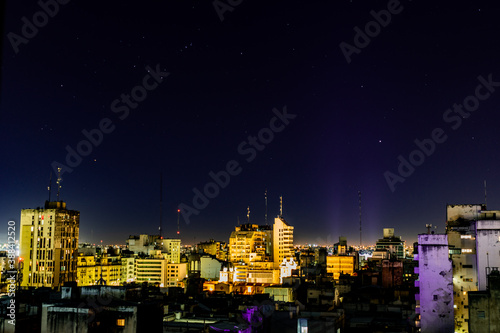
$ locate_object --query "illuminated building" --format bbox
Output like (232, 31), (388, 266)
(375, 228), (405, 259)
(121, 257), (136, 283)
(19, 201), (79, 288)
(228, 224), (272, 264)
(166, 263), (187, 287)
(326, 255), (357, 280)
(76, 254), (121, 286)
(198, 239), (228, 261)
(135, 258), (168, 285)
(273, 216), (294, 267)
(445, 204), (500, 332)
(161, 238), (181, 264)
(135, 258), (187, 287)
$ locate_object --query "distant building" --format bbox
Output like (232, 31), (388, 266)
(375, 228), (405, 259)
(77, 254), (121, 286)
(198, 239), (228, 261)
(326, 255), (357, 280)
(200, 255), (221, 280)
(381, 259), (403, 288)
(228, 223), (272, 264)
(19, 201), (79, 288)
(161, 238), (181, 264)
(273, 216), (294, 267)
(121, 256), (136, 283)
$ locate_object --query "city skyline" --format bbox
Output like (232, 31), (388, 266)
(2, 1), (500, 246)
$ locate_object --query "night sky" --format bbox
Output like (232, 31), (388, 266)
(2, 1), (500, 246)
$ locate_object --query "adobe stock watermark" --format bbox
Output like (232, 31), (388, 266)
(51, 64), (169, 177)
(178, 106), (296, 224)
(384, 73), (499, 192)
(213, 0), (243, 22)
(7, 0), (71, 54)
(339, 0), (405, 64)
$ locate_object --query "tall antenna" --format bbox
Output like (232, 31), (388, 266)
(56, 167), (62, 201)
(177, 208), (180, 235)
(280, 195), (283, 217)
(265, 189), (268, 225)
(159, 172), (163, 239)
(484, 180), (488, 209)
(237, 216), (240, 226)
(358, 191), (362, 248)
(48, 172), (52, 202)
(247, 206), (250, 223)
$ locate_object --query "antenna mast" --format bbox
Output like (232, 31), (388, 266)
(280, 196), (283, 217)
(359, 191), (362, 248)
(56, 167), (62, 201)
(48, 172), (52, 202)
(247, 206), (250, 223)
(159, 172), (163, 239)
(177, 208), (180, 235)
(265, 189), (268, 225)
(484, 180), (488, 209)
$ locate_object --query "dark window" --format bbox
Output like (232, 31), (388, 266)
(433, 295), (438, 301)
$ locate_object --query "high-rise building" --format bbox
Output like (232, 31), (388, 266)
(415, 234), (454, 333)
(228, 224), (272, 264)
(19, 201), (79, 288)
(445, 204), (500, 332)
(161, 238), (181, 264)
(273, 216), (294, 267)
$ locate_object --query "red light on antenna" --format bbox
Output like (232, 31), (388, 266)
(177, 209), (180, 213)
(177, 231), (180, 234)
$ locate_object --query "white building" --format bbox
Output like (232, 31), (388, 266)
(200, 256), (222, 280)
(273, 216), (294, 268)
(475, 220), (500, 291)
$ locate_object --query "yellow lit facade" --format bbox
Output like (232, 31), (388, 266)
(229, 224), (272, 264)
(77, 255), (121, 286)
(19, 201), (79, 288)
(273, 217), (294, 267)
(326, 255), (356, 279)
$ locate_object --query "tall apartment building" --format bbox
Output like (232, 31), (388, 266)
(273, 216), (294, 267)
(228, 224), (272, 264)
(161, 238), (181, 264)
(415, 234), (454, 333)
(445, 204), (500, 332)
(19, 201), (80, 288)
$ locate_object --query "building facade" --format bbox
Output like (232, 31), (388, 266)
(19, 201), (79, 288)
(415, 234), (454, 333)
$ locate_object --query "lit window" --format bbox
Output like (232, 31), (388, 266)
(117, 319), (125, 327)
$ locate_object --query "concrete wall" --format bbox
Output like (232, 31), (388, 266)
(475, 221), (500, 291)
(417, 234), (454, 333)
(468, 272), (500, 333)
(447, 204), (483, 222)
(200, 256), (221, 280)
